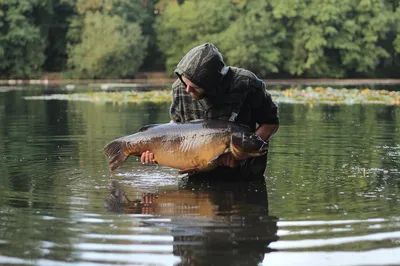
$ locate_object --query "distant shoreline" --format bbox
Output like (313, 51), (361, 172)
(0, 78), (174, 86)
(2, 78), (400, 87)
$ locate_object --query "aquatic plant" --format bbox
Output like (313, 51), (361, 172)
(272, 87), (400, 105)
(24, 87), (400, 106)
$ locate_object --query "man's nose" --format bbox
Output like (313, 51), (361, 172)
(186, 85), (193, 93)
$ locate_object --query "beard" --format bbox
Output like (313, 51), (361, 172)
(190, 90), (206, 100)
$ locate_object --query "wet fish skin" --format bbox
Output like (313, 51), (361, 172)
(103, 119), (268, 173)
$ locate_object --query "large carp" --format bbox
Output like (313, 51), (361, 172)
(103, 119), (268, 174)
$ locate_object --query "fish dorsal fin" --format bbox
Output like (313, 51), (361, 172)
(137, 124), (160, 132)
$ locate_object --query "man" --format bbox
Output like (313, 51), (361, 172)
(141, 43), (279, 179)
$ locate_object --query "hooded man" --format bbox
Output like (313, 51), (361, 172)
(141, 43), (279, 179)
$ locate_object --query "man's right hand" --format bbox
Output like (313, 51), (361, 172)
(141, 151), (158, 164)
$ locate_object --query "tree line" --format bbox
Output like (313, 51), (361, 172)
(2, 0), (400, 79)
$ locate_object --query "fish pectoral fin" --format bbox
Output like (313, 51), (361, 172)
(178, 167), (200, 175)
(207, 149), (231, 166)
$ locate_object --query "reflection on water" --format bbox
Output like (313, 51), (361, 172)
(105, 177), (278, 266)
(0, 85), (400, 265)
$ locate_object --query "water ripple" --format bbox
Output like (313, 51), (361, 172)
(263, 247), (400, 266)
(75, 242), (173, 253)
(79, 252), (181, 265)
(278, 218), (386, 227)
(83, 233), (173, 242)
(271, 230), (400, 249)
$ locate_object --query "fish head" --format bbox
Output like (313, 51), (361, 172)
(230, 132), (268, 160)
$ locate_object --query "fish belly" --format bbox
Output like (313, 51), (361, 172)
(151, 141), (228, 171)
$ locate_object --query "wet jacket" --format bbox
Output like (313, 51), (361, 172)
(169, 43), (279, 178)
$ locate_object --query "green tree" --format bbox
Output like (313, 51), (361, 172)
(155, 0), (238, 73)
(0, 0), (45, 78)
(158, 0), (285, 76)
(108, 0), (164, 71)
(213, 0), (285, 76)
(67, 11), (147, 78)
(392, 2), (400, 54)
(273, 0), (392, 77)
(66, 0), (153, 78)
(155, 0), (397, 78)
(39, 0), (75, 71)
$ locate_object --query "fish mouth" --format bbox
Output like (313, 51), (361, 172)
(230, 132), (269, 160)
(231, 142), (268, 160)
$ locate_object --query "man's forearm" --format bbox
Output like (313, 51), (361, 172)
(255, 124), (279, 142)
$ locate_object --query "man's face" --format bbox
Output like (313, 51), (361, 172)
(182, 76), (206, 100)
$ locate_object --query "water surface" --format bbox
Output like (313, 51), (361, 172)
(0, 85), (399, 265)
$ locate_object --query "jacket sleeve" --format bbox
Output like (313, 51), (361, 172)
(249, 81), (279, 125)
(169, 80), (184, 123)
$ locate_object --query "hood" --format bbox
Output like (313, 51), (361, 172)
(175, 43), (228, 97)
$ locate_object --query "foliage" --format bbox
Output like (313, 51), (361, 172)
(156, 1), (244, 73)
(108, 0), (163, 71)
(66, 0), (156, 78)
(0, 0), (45, 78)
(67, 10), (147, 78)
(156, 0), (398, 78)
(213, 0), (285, 76)
(392, 5), (400, 55)
(41, 0), (75, 71)
(275, 0), (393, 77)
(4, 0), (400, 78)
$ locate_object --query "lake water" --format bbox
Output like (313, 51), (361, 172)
(0, 85), (399, 266)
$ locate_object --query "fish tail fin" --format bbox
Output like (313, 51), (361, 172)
(104, 140), (130, 171)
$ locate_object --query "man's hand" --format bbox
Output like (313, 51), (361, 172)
(141, 151), (158, 164)
(217, 153), (238, 168)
